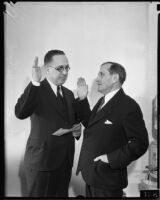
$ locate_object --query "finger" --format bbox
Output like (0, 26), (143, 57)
(77, 77), (86, 86)
(94, 157), (100, 161)
(33, 56), (38, 67)
(52, 132), (60, 136)
(72, 126), (81, 132)
(73, 124), (81, 129)
(78, 78), (86, 85)
(73, 128), (80, 132)
(73, 130), (80, 135)
(53, 133), (60, 136)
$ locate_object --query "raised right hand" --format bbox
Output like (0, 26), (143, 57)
(77, 77), (88, 100)
(32, 56), (42, 82)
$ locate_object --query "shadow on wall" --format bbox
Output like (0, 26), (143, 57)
(88, 79), (103, 108)
(127, 161), (136, 175)
(18, 157), (28, 197)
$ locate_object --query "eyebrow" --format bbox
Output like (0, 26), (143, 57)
(56, 64), (69, 67)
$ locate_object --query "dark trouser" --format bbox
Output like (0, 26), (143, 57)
(86, 184), (123, 198)
(24, 161), (72, 197)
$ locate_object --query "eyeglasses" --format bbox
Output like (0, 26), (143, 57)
(50, 65), (70, 73)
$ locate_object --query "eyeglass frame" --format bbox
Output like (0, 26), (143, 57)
(49, 65), (70, 73)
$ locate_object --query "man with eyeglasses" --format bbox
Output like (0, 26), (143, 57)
(15, 50), (90, 197)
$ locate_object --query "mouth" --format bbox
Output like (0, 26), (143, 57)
(61, 76), (67, 79)
(97, 83), (102, 86)
(97, 83), (102, 90)
(60, 76), (67, 82)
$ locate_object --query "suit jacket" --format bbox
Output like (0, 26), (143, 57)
(76, 88), (149, 190)
(15, 78), (89, 171)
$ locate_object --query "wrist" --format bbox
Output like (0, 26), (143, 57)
(79, 96), (87, 101)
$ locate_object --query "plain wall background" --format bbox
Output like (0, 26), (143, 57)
(4, 2), (157, 197)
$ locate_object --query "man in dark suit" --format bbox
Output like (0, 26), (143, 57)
(15, 50), (89, 197)
(76, 62), (149, 197)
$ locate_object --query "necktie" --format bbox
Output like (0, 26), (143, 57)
(57, 86), (69, 125)
(57, 85), (63, 98)
(97, 96), (105, 112)
(57, 86), (65, 109)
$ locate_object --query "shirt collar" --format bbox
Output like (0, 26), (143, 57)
(103, 88), (120, 106)
(46, 78), (57, 96)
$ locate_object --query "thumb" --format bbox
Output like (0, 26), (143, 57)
(94, 156), (100, 161)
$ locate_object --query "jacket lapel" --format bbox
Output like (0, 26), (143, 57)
(88, 97), (104, 124)
(88, 88), (125, 127)
(41, 79), (65, 118)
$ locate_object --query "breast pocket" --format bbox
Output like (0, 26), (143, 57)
(102, 122), (119, 135)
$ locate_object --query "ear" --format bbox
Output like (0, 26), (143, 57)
(112, 74), (119, 83)
(45, 64), (50, 72)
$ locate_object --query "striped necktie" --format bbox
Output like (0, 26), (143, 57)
(57, 85), (63, 98)
(97, 96), (105, 112)
(57, 85), (65, 109)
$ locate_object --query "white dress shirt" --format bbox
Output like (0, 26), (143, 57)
(46, 78), (57, 96)
(101, 88), (120, 109)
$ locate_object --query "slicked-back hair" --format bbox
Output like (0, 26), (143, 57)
(102, 62), (126, 85)
(44, 50), (65, 65)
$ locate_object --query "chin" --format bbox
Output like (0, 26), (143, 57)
(97, 86), (102, 93)
(60, 80), (66, 85)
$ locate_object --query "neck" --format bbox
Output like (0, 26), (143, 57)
(103, 85), (121, 96)
(46, 76), (57, 86)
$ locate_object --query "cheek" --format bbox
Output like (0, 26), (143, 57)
(102, 79), (110, 87)
(51, 73), (58, 79)
(101, 79), (107, 86)
(49, 72), (60, 82)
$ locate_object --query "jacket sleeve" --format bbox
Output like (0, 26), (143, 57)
(107, 103), (149, 169)
(73, 97), (91, 128)
(15, 82), (40, 119)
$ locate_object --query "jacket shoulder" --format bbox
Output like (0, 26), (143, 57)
(122, 93), (142, 112)
(62, 86), (74, 95)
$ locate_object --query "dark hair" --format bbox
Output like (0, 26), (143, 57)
(44, 50), (65, 65)
(102, 61), (126, 85)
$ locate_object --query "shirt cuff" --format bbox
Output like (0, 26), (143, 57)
(32, 80), (40, 86)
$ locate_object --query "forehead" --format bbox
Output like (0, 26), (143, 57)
(51, 54), (68, 65)
(100, 63), (111, 72)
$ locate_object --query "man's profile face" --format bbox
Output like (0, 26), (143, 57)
(96, 63), (115, 95)
(47, 54), (69, 85)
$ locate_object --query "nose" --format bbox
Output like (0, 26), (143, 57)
(95, 75), (99, 83)
(62, 68), (68, 75)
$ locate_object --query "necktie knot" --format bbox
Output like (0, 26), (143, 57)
(57, 85), (62, 97)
